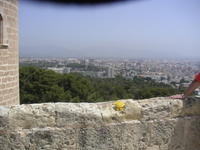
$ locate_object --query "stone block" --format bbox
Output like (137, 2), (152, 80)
(98, 99), (142, 123)
(76, 125), (123, 150)
(55, 103), (104, 128)
(8, 103), (56, 129)
(0, 106), (9, 129)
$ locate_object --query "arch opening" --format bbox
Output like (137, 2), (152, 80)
(0, 14), (3, 44)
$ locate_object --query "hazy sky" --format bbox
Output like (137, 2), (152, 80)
(20, 0), (200, 58)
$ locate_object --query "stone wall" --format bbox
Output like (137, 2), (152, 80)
(0, 97), (200, 150)
(0, 0), (19, 106)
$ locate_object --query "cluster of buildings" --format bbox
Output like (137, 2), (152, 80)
(20, 57), (200, 87)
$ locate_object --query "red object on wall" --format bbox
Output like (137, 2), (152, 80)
(195, 73), (200, 82)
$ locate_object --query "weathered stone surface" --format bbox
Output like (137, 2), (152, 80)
(55, 103), (103, 128)
(181, 97), (200, 116)
(0, 0), (19, 106)
(0, 97), (200, 150)
(0, 106), (9, 129)
(8, 103), (56, 129)
(98, 99), (142, 123)
(138, 97), (184, 121)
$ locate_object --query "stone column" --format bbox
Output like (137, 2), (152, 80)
(0, 0), (19, 106)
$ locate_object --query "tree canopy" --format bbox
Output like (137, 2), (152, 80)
(20, 66), (180, 104)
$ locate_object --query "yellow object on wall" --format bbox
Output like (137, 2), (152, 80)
(114, 101), (126, 111)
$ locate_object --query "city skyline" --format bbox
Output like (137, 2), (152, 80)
(20, 0), (200, 59)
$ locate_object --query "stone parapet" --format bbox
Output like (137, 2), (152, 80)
(0, 97), (200, 149)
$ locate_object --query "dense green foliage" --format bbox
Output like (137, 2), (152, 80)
(20, 66), (180, 104)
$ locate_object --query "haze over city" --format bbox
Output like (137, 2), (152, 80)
(20, 0), (200, 59)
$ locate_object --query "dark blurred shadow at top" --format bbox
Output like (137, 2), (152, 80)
(22, 0), (141, 6)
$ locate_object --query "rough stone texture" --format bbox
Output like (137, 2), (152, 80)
(0, 0), (19, 106)
(0, 97), (200, 150)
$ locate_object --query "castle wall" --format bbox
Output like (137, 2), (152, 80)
(0, 97), (200, 150)
(0, 0), (19, 106)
